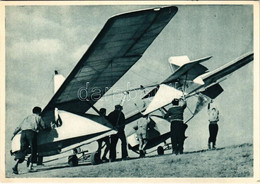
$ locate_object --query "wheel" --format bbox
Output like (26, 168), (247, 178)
(90, 152), (101, 165)
(157, 146), (164, 155)
(68, 155), (78, 167)
(82, 153), (89, 161)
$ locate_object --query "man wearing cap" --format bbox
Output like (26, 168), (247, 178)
(164, 98), (187, 155)
(11, 106), (46, 174)
(108, 105), (128, 161)
(207, 100), (219, 150)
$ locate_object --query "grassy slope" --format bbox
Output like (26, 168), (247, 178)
(6, 143), (253, 178)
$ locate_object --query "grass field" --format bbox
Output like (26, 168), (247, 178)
(5, 143), (253, 178)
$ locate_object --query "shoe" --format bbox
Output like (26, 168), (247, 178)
(27, 160), (30, 167)
(102, 157), (109, 162)
(122, 156), (130, 161)
(28, 167), (37, 172)
(36, 164), (45, 168)
(109, 158), (115, 162)
(139, 150), (145, 158)
(12, 167), (18, 175)
(212, 146), (216, 150)
(208, 144), (211, 150)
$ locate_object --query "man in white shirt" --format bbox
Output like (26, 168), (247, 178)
(135, 115), (150, 157)
(207, 100), (219, 150)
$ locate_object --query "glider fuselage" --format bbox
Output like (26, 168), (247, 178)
(11, 111), (116, 157)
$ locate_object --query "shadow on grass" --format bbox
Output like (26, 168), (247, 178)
(34, 162), (92, 173)
(17, 143), (252, 175)
(36, 157), (139, 173)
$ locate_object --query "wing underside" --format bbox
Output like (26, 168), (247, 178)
(202, 52), (253, 86)
(41, 6), (178, 124)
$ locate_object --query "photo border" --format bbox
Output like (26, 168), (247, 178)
(0, 1), (259, 183)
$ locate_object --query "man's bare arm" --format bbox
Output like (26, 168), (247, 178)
(11, 127), (21, 140)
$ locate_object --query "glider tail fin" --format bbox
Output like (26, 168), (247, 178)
(168, 56), (190, 72)
(54, 70), (65, 123)
(54, 70), (65, 93)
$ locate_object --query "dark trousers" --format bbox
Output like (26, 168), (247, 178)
(208, 124), (218, 146)
(171, 121), (186, 154)
(97, 136), (111, 158)
(110, 131), (128, 160)
(20, 130), (37, 163)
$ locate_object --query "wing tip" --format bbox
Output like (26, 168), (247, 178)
(108, 5), (178, 21)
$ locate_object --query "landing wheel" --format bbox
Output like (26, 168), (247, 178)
(68, 155), (78, 167)
(157, 146), (164, 155)
(90, 152), (101, 165)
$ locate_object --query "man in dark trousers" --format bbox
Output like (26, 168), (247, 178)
(96, 108), (111, 162)
(164, 98), (187, 155)
(11, 106), (46, 174)
(207, 100), (219, 149)
(108, 105), (128, 161)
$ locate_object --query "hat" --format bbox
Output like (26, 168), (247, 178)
(115, 105), (123, 110)
(172, 98), (179, 105)
(100, 108), (106, 112)
(32, 106), (42, 114)
(100, 108), (106, 114)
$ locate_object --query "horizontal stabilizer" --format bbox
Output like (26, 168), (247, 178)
(164, 56), (212, 84)
(201, 83), (223, 99)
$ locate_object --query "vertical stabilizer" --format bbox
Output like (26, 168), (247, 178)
(54, 70), (65, 93)
(168, 56), (190, 72)
(54, 70), (65, 122)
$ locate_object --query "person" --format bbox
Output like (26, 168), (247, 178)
(11, 106), (46, 174)
(134, 115), (149, 157)
(108, 105), (128, 161)
(164, 98), (187, 155)
(96, 108), (111, 162)
(207, 100), (219, 150)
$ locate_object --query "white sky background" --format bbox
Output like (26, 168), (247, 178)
(5, 5), (253, 163)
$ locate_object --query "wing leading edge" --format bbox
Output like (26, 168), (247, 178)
(41, 6), (178, 124)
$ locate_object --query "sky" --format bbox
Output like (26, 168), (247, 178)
(5, 4), (255, 164)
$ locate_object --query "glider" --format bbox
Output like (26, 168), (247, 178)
(11, 6), (179, 166)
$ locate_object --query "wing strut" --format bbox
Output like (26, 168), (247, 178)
(181, 73), (194, 117)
